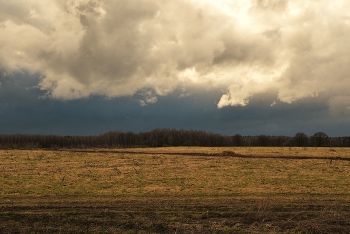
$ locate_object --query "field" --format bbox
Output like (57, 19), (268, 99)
(1, 147), (350, 233)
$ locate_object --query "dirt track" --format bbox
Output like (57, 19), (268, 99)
(57, 148), (350, 161)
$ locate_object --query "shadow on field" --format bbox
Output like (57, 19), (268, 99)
(1, 196), (350, 233)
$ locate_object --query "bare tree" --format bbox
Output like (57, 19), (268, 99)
(312, 132), (329, 147)
(257, 135), (269, 146)
(293, 132), (308, 147)
(233, 134), (243, 146)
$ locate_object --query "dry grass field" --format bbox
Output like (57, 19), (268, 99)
(1, 147), (350, 233)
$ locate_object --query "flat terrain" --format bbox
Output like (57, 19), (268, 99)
(1, 147), (350, 233)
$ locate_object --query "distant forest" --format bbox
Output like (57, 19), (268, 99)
(0, 129), (349, 149)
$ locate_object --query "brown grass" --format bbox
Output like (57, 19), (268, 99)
(1, 147), (350, 233)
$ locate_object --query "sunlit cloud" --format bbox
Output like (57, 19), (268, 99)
(1, 0), (350, 116)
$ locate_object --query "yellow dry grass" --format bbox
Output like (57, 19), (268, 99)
(1, 147), (350, 200)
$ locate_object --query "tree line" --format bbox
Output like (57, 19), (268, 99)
(0, 129), (349, 149)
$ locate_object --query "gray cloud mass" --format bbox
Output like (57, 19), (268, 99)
(1, 0), (350, 135)
(1, 71), (346, 136)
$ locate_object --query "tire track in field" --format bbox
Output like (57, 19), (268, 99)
(51, 149), (350, 161)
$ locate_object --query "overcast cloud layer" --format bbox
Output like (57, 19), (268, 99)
(1, 0), (350, 111)
(1, 0), (350, 136)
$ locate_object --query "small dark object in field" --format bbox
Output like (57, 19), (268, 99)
(114, 167), (122, 175)
(221, 151), (236, 156)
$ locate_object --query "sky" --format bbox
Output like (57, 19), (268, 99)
(1, 0), (350, 137)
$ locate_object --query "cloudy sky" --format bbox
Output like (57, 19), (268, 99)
(1, 0), (350, 136)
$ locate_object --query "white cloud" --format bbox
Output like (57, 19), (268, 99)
(1, 0), (350, 114)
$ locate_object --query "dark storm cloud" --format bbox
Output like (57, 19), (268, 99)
(1, 0), (350, 136)
(1, 72), (349, 136)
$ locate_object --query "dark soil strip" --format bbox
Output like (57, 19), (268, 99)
(52, 149), (350, 161)
(1, 197), (350, 233)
